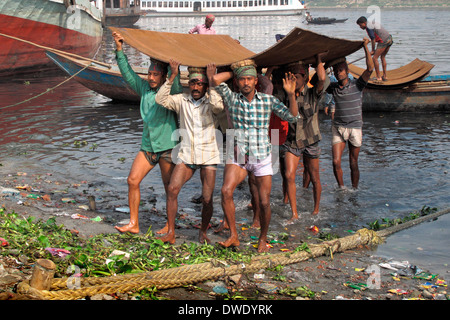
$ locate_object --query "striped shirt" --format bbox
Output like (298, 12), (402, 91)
(156, 81), (224, 165)
(327, 77), (367, 128)
(215, 82), (300, 161)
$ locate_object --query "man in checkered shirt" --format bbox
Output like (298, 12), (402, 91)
(212, 59), (300, 253)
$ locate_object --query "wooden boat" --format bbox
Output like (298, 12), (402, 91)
(361, 76), (450, 112)
(140, 0), (307, 16)
(306, 17), (348, 25)
(345, 61), (449, 111)
(0, 0), (103, 77)
(45, 50), (142, 102)
(105, 0), (141, 26)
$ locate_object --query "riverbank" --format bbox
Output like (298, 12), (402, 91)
(1, 165), (448, 302)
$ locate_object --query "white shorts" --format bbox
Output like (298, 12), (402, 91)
(332, 126), (362, 148)
(231, 154), (273, 177)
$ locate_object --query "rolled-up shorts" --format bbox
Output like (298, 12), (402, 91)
(332, 126), (362, 148)
(231, 154), (273, 177)
(377, 35), (393, 49)
(141, 149), (173, 166)
(280, 142), (321, 159)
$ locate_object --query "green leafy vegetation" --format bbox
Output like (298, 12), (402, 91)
(367, 205), (438, 231)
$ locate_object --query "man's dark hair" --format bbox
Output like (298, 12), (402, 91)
(356, 16), (367, 24)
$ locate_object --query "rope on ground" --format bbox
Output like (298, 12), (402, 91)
(16, 207), (449, 300)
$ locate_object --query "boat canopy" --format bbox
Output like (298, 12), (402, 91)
(109, 26), (364, 67)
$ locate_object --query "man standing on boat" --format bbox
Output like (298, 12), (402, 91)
(325, 38), (374, 190)
(112, 32), (183, 234)
(357, 16), (393, 81)
(188, 14), (216, 35)
(279, 54), (328, 221)
(155, 61), (224, 244)
(211, 59), (300, 253)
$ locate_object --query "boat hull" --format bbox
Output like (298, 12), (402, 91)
(307, 18), (348, 25)
(362, 81), (450, 112)
(46, 51), (141, 102)
(0, 0), (103, 77)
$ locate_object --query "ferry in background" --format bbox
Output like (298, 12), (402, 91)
(140, 0), (307, 16)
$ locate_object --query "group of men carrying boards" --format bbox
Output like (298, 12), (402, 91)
(111, 13), (393, 253)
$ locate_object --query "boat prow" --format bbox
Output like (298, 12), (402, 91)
(348, 58), (435, 89)
(45, 50), (142, 102)
(348, 59), (449, 112)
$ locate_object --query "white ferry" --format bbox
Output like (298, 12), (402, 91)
(140, 0), (307, 16)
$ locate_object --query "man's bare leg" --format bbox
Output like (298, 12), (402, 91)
(332, 142), (346, 188)
(198, 167), (216, 244)
(248, 173), (261, 228)
(284, 152), (301, 223)
(380, 46), (390, 80)
(279, 154), (289, 204)
(303, 156), (321, 215)
(115, 152), (153, 234)
(255, 175), (272, 253)
(158, 163), (194, 244)
(348, 144), (361, 189)
(155, 158), (175, 234)
(219, 164), (247, 248)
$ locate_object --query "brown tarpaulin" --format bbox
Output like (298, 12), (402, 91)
(109, 27), (433, 89)
(348, 58), (435, 89)
(109, 27), (255, 67)
(251, 27), (363, 67)
(109, 26), (364, 67)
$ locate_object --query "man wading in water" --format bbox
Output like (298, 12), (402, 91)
(325, 38), (374, 189)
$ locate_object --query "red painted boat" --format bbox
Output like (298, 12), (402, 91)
(0, 0), (103, 77)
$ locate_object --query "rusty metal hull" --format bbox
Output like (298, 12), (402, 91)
(0, 0), (103, 77)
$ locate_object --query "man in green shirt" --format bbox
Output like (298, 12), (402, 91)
(112, 31), (183, 234)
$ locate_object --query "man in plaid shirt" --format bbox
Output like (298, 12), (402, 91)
(212, 59), (300, 252)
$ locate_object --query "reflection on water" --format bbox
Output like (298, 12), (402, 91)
(0, 8), (449, 276)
